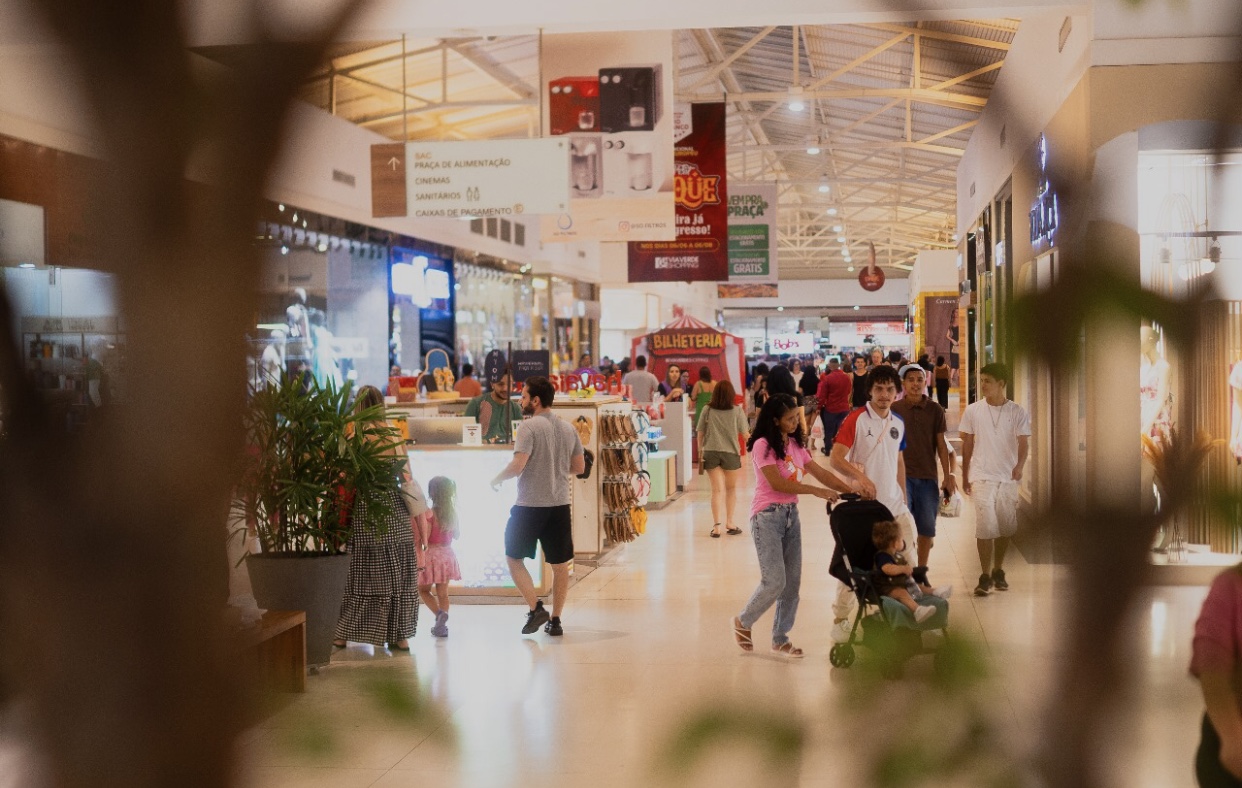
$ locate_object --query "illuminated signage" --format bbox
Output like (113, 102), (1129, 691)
(1029, 134), (1059, 247)
(768, 333), (816, 354)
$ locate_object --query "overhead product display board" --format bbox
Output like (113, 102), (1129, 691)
(727, 183), (778, 283)
(539, 31), (677, 244)
(627, 102), (728, 282)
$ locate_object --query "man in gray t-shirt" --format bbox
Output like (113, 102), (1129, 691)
(490, 376), (585, 636)
(622, 354), (660, 404)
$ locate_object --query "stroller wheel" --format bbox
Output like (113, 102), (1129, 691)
(829, 644), (855, 668)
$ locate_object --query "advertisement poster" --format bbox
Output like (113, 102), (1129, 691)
(727, 183), (778, 282)
(627, 102), (728, 283)
(539, 31), (677, 244)
(923, 296), (961, 372)
(717, 283), (779, 299)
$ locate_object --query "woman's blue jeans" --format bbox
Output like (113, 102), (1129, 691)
(738, 503), (802, 646)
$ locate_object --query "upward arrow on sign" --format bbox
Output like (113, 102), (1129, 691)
(388, 157), (400, 170)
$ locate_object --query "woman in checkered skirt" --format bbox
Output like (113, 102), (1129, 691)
(333, 386), (422, 651)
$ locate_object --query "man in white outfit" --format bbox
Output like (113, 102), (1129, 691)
(960, 362), (1031, 596)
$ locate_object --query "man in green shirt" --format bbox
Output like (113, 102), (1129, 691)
(465, 374), (524, 443)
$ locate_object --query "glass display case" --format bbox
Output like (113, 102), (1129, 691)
(406, 446), (546, 594)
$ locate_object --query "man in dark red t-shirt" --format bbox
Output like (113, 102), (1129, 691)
(815, 356), (853, 456)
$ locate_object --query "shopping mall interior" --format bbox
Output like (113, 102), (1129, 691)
(2, 0), (1242, 786)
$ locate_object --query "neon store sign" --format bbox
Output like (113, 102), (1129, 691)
(1029, 134), (1059, 246)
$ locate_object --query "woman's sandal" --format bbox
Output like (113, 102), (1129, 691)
(726, 525), (743, 535)
(772, 641), (804, 659)
(710, 524), (722, 538)
(732, 617), (753, 652)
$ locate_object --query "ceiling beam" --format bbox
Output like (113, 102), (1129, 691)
(444, 39), (536, 99)
(682, 26), (778, 92)
(866, 23), (1012, 51)
(681, 86), (988, 109)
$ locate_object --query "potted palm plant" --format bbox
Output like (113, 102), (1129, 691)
(234, 378), (403, 665)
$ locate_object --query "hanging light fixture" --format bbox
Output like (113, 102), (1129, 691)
(818, 175), (830, 193)
(788, 86), (805, 112)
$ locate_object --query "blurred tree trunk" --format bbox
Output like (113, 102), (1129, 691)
(0, 1), (365, 785)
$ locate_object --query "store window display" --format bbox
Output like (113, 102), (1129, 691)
(455, 263), (538, 370)
(1141, 325), (1174, 441)
(1231, 361), (1242, 464)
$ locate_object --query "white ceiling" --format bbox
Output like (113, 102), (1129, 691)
(273, 20), (1016, 280)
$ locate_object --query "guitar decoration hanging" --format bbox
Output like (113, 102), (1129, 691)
(858, 241), (886, 292)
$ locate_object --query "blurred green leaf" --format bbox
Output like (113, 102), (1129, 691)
(661, 705), (804, 774)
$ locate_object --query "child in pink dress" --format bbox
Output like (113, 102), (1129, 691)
(418, 476), (462, 638)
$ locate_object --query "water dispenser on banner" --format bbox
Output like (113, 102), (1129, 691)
(601, 133), (659, 196)
(568, 135), (603, 198)
(548, 77), (600, 136)
(599, 65), (662, 133)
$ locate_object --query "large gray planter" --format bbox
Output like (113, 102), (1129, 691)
(246, 553), (350, 667)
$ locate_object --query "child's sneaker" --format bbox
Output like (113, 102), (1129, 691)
(914, 605), (936, 624)
(930, 585), (953, 600)
(830, 618), (852, 644)
(431, 611), (448, 638)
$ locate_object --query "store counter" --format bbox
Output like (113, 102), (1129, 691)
(406, 445), (547, 596)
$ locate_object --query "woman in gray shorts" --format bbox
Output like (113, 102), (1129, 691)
(697, 379), (749, 537)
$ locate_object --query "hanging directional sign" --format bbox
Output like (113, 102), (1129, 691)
(404, 139), (570, 219)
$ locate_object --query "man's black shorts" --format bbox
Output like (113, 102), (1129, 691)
(505, 504), (574, 565)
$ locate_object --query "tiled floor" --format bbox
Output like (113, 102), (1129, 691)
(235, 450), (1210, 788)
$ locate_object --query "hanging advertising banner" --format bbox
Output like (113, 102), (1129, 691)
(539, 31), (677, 244)
(396, 139), (570, 219)
(727, 183), (778, 282)
(922, 296), (959, 369)
(626, 103), (728, 283)
(717, 283), (779, 298)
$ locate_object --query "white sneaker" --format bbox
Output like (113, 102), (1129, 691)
(930, 585), (953, 600)
(914, 605), (936, 624)
(830, 618), (852, 643)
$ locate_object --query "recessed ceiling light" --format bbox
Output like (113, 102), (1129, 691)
(853, 305), (860, 310)
(807, 146), (820, 155)
(777, 306), (785, 312)
(847, 266), (855, 272)
(832, 225), (842, 232)
(827, 208), (838, 216)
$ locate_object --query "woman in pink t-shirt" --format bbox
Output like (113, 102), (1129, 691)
(1192, 566), (1242, 785)
(732, 393), (853, 659)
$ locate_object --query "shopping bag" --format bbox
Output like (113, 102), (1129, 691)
(938, 491), (962, 518)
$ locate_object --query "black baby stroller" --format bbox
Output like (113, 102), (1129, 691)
(826, 495), (951, 678)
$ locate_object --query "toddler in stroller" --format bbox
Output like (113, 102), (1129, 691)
(828, 495), (951, 674)
(872, 519), (952, 624)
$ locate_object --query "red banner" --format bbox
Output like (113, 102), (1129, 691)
(627, 103), (728, 282)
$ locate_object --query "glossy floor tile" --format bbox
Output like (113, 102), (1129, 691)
(0, 447), (1212, 788)
(237, 450), (1212, 788)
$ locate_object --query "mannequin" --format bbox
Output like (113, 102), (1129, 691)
(1140, 326), (1173, 440)
(1230, 361), (1242, 463)
(1140, 325), (1173, 551)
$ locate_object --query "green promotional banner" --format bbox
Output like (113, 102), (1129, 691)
(727, 184), (778, 283)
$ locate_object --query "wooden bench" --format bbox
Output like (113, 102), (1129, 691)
(235, 610), (306, 693)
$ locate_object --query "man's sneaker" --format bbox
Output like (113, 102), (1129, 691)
(830, 618), (853, 644)
(973, 573), (992, 596)
(544, 617), (564, 637)
(929, 585), (953, 600)
(522, 601), (550, 634)
(913, 605), (936, 624)
(991, 568), (1009, 592)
